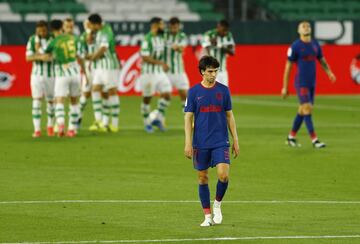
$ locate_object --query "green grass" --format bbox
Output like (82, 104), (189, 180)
(0, 96), (360, 243)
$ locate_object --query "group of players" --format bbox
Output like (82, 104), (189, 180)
(26, 14), (235, 137)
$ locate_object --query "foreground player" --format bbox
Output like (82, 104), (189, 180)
(184, 56), (239, 226)
(87, 14), (120, 133)
(26, 20), (55, 137)
(139, 17), (171, 133)
(41, 19), (87, 137)
(202, 20), (235, 86)
(282, 21), (336, 148)
(164, 17), (189, 111)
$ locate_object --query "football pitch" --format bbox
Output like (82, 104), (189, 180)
(0, 95), (359, 243)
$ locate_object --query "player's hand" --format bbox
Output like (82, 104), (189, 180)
(41, 54), (52, 62)
(328, 71), (336, 83)
(184, 144), (193, 159)
(281, 87), (288, 99)
(162, 63), (169, 72)
(232, 141), (239, 159)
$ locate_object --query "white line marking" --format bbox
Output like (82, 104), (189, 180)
(2, 235), (360, 244)
(1, 200), (360, 205)
(232, 98), (360, 112)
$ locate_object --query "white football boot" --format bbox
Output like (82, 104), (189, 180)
(213, 200), (223, 224)
(200, 214), (213, 227)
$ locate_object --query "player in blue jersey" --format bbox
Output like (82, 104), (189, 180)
(184, 56), (239, 226)
(282, 21), (336, 148)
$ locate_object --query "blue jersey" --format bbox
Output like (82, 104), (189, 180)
(184, 82), (232, 149)
(287, 39), (323, 87)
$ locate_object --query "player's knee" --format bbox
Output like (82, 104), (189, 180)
(218, 173), (229, 183)
(301, 104), (312, 115)
(161, 93), (171, 101)
(198, 175), (208, 184)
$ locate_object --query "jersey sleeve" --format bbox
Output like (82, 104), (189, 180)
(75, 36), (85, 58)
(202, 31), (212, 48)
(26, 37), (35, 56)
(316, 41), (324, 60)
(44, 38), (54, 54)
(223, 32), (235, 46)
(98, 31), (109, 48)
(179, 32), (187, 47)
(184, 88), (196, 113)
(224, 87), (232, 111)
(287, 43), (298, 62)
(140, 36), (151, 56)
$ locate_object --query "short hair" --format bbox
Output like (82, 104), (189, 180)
(36, 20), (47, 28)
(169, 17), (180, 25)
(64, 17), (74, 23)
(50, 19), (63, 31)
(150, 17), (162, 25)
(198, 56), (220, 75)
(218, 19), (229, 28)
(88, 13), (102, 24)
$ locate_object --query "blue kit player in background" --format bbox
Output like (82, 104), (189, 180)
(282, 21), (336, 148)
(184, 56), (239, 227)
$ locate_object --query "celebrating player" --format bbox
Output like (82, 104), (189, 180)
(87, 13), (120, 133)
(139, 17), (171, 133)
(164, 17), (189, 111)
(184, 56), (239, 226)
(39, 19), (87, 137)
(26, 20), (55, 138)
(202, 20), (235, 86)
(282, 21), (336, 148)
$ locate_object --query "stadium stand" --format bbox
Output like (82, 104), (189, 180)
(256, 0), (360, 21)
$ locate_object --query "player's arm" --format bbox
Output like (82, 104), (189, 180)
(282, 60), (293, 99)
(88, 46), (106, 61)
(202, 33), (213, 56)
(226, 110), (239, 158)
(319, 57), (336, 82)
(172, 33), (187, 52)
(184, 112), (194, 159)
(141, 38), (169, 72)
(221, 45), (235, 56)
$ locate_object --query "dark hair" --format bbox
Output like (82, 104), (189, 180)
(218, 19), (229, 28)
(50, 19), (63, 31)
(88, 13), (102, 24)
(150, 17), (162, 25)
(64, 17), (74, 23)
(169, 17), (180, 25)
(198, 56), (220, 75)
(36, 20), (47, 28)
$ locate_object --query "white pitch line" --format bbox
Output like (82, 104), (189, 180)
(232, 98), (360, 112)
(1, 200), (360, 205)
(2, 235), (360, 244)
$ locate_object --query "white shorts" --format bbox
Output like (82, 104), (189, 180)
(54, 75), (81, 98)
(167, 73), (190, 90)
(216, 71), (229, 86)
(81, 69), (93, 93)
(139, 73), (172, 97)
(30, 75), (55, 100)
(92, 69), (119, 91)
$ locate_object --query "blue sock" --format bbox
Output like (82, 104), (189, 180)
(216, 180), (228, 202)
(199, 184), (210, 213)
(304, 114), (317, 139)
(290, 113), (304, 136)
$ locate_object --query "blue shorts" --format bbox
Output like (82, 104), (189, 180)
(296, 86), (315, 104)
(193, 147), (230, 171)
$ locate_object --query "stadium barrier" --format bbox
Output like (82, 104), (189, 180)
(0, 45), (359, 96)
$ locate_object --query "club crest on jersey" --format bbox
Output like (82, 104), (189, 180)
(216, 92), (223, 100)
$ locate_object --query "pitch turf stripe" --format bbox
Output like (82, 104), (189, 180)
(2, 235), (360, 243)
(1, 200), (360, 205)
(232, 98), (360, 112)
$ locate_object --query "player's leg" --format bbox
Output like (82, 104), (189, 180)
(153, 73), (172, 131)
(286, 85), (306, 147)
(216, 71), (229, 86)
(194, 148), (213, 227)
(67, 75), (81, 137)
(89, 70), (104, 130)
(30, 75), (43, 137)
(176, 73), (189, 111)
(106, 70), (120, 132)
(54, 77), (67, 137)
(100, 90), (110, 131)
(79, 72), (92, 127)
(44, 77), (55, 136)
(140, 74), (154, 133)
(300, 87), (325, 148)
(212, 147), (231, 224)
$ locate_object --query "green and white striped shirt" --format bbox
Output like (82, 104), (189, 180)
(140, 32), (166, 74)
(80, 31), (96, 71)
(93, 24), (120, 70)
(26, 35), (54, 77)
(202, 29), (235, 72)
(164, 31), (187, 74)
